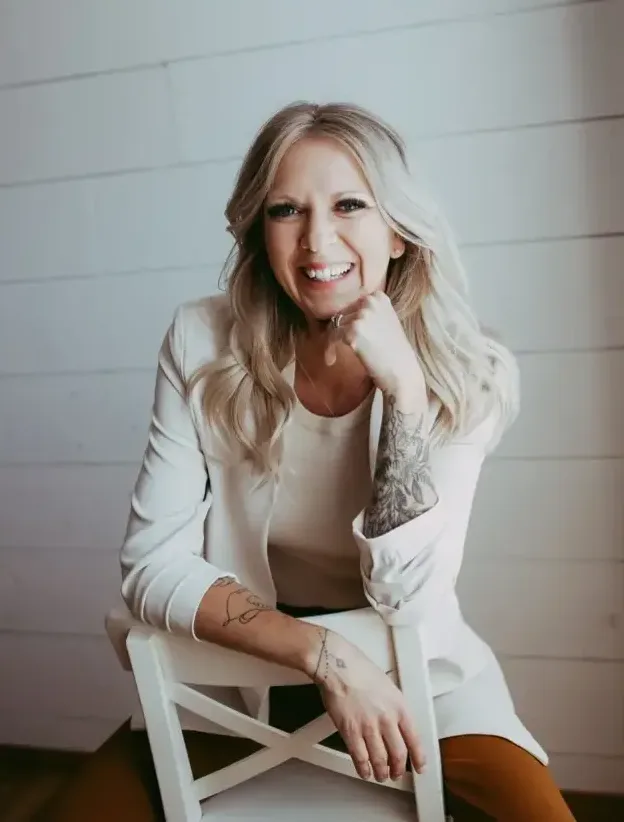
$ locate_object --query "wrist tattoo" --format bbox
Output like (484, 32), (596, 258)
(363, 395), (438, 539)
(214, 578), (273, 627)
(312, 628), (347, 685)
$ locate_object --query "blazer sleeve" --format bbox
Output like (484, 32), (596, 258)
(352, 413), (495, 626)
(120, 306), (236, 639)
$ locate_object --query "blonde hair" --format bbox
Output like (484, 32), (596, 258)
(189, 102), (519, 474)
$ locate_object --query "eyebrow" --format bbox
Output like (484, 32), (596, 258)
(265, 190), (372, 204)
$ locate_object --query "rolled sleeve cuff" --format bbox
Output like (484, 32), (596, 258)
(352, 498), (446, 563)
(352, 500), (447, 625)
(362, 588), (445, 626)
(143, 561), (240, 640)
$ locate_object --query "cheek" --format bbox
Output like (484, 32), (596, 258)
(262, 226), (279, 264)
(349, 222), (392, 270)
(264, 225), (296, 270)
(263, 229), (300, 297)
(348, 213), (392, 247)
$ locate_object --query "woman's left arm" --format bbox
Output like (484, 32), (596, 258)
(328, 291), (440, 541)
(329, 290), (494, 625)
(353, 415), (493, 626)
(362, 395), (438, 539)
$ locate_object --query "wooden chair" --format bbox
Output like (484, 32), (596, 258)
(106, 606), (448, 821)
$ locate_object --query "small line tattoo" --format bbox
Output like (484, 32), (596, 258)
(312, 628), (347, 686)
(219, 584), (273, 627)
(313, 628), (328, 683)
(213, 576), (237, 588)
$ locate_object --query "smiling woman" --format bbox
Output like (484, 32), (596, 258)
(109, 102), (577, 821)
(263, 137), (403, 319)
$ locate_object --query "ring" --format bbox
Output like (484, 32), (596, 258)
(330, 313), (343, 329)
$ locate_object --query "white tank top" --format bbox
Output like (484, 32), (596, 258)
(268, 393), (374, 609)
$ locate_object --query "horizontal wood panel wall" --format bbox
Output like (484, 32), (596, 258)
(0, 0), (622, 793)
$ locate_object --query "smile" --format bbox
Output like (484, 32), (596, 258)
(301, 263), (354, 282)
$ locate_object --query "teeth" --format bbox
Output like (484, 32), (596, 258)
(303, 264), (352, 281)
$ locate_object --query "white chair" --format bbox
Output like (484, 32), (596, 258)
(106, 606), (448, 821)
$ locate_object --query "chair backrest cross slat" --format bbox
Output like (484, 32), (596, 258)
(107, 607), (448, 821)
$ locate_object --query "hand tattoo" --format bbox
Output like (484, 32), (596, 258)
(362, 395), (438, 539)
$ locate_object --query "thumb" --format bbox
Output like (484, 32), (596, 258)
(324, 328), (338, 367)
(325, 288), (367, 366)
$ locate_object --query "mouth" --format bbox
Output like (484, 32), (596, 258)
(300, 263), (354, 283)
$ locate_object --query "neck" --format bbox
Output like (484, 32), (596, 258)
(295, 327), (373, 418)
(296, 325), (367, 385)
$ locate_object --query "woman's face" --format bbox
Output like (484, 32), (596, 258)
(263, 136), (404, 322)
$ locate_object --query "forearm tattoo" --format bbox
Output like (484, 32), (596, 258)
(214, 577), (274, 627)
(312, 627), (347, 685)
(362, 395), (438, 539)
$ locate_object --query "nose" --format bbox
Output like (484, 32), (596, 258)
(301, 209), (336, 253)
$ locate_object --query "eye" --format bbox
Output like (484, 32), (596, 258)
(266, 202), (299, 219)
(336, 197), (369, 214)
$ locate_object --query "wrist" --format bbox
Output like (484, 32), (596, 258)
(297, 624), (352, 690)
(385, 383), (426, 415)
(294, 620), (331, 680)
(384, 362), (427, 413)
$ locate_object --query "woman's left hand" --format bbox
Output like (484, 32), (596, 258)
(325, 291), (426, 411)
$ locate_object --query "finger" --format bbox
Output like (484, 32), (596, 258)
(380, 723), (408, 781)
(344, 734), (372, 780)
(340, 292), (369, 318)
(362, 727), (390, 783)
(324, 325), (360, 366)
(322, 313), (356, 366)
(323, 289), (371, 366)
(324, 336), (338, 367)
(399, 716), (426, 774)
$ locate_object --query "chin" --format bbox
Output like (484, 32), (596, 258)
(312, 301), (349, 321)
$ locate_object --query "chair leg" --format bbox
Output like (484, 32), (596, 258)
(391, 625), (448, 822)
(127, 629), (202, 822)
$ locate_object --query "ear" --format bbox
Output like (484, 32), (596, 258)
(390, 235), (406, 259)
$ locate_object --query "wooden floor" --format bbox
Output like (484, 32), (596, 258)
(1, 725), (623, 821)
(0, 746), (83, 822)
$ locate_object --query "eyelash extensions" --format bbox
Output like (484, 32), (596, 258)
(266, 198), (369, 220)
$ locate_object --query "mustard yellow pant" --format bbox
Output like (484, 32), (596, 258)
(271, 680), (576, 822)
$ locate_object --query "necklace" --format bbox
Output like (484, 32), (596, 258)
(296, 357), (374, 419)
(296, 358), (336, 417)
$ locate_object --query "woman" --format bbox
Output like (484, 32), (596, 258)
(117, 102), (575, 821)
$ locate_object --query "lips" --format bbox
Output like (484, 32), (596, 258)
(301, 263), (354, 282)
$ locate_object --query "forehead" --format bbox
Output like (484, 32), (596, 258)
(269, 135), (370, 195)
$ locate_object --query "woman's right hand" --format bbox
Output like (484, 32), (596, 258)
(307, 628), (426, 783)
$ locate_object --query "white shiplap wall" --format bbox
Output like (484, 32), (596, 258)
(1, 0), (622, 793)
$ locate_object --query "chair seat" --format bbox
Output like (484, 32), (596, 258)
(199, 759), (415, 821)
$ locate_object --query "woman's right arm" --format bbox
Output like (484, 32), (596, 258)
(120, 306), (322, 663)
(121, 304), (423, 782)
(194, 576), (425, 784)
(119, 305), (336, 679)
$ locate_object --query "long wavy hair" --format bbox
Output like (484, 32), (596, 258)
(189, 101), (519, 474)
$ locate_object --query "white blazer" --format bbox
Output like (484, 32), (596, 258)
(120, 295), (498, 720)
